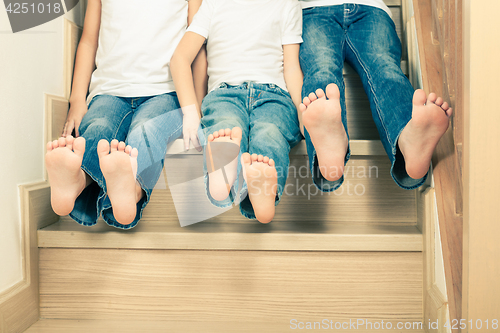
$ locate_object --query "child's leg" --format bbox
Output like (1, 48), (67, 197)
(299, 5), (350, 191)
(201, 86), (249, 206)
(345, 6), (451, 188)
(100, 93), (184, 228)
(240, 83), (302, 223)
(69, 95), (133, 226)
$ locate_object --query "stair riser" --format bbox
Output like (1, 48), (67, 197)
(39, 249), (422, 322)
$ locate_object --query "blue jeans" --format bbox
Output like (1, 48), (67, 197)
(201, 82), (302, 220)
(70, 93), (183, 229)
(300, 4), (428, 191)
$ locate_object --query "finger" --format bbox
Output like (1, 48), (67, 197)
(74, 121), (80, 137)
(65, 121), (75, 138)
(62, 122), (68, 137)
(192, 132), (202, 152)
(183, 131), (190, 151)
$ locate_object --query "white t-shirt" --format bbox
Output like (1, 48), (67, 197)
(87, 0), (188, 103)
(187, 0), (303, 93)
(300, 0), (391, 18)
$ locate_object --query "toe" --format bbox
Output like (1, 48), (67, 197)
(46, 141), (53, 151)
(299, 103), (307, 113)
(218, 129), (225, 137)
(441, 102), (449, 111)
(213, 131), (220, 139)
(66, 135), (75, 145)
(208, 134), (214, 142)
(315, 88), (326, 99)
(52, 140), (59, 148)
(73, 137), (86, 157)
(257, 154), (264, 162)
(251, 153), (258, 161)
(269, 159), (275, 167)
(412, 89), (427, 106)
(241, 152), (252, 166)
(263, 156), (270, 163)
(325, 83), (341, 100)
(308, 92), (318, 102)
(130, 148), (139, 158)
(125, 145), (132, 154)
(303, 97), (311, 107)
(97, 139), (110, 158)
(224, 128), (231, 136)
(58, 137), (67, 147)
(231, 127), (242, 141)
(446, 107), (453, 117)
(435, 97), (444, 106)
(118, 141), (126, 152)
(110, 139), (119, 152)
(427, 93), (438, 104)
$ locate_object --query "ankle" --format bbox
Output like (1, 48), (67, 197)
(135, 183), (145, 203)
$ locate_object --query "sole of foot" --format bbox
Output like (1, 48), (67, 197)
(398, 89), (452, 179)
(46, 136), (87, 216)
(97, 139), (139, 225)
(207, 127), (242, 201)
(300, 83), (348, 182)
(241, 153), (278, 224)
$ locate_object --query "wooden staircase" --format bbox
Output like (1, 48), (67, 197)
(22, 1), (431, 332)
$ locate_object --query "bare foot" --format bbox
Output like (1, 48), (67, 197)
(207, 127), (242, 201)
(46, 136), (87, 216)
(241, 153), (278, 224)
(300, 83), (348, 181)
(398, 90), (452, 179)
(97, 139), (140, 225)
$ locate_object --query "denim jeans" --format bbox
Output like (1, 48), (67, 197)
(201, 82), (302, 220)
(299, 4), (428, 191)
(70, 93), (183, 229)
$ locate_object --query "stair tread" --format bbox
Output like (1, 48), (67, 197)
(39, 218), (422, 251)
(26, 319), (425, 333)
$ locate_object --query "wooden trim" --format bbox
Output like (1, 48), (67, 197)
(421, 187), (451, 333)
(413, 1), (462, 328)
(0, 182), (57, 333)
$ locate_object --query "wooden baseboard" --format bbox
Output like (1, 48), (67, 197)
(0, 182), (58, 333)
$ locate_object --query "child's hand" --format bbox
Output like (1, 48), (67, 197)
(182, 105), (202, 152)
(63, 100), (88, 137)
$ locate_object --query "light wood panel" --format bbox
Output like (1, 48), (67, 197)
(39, 249), (422, 322)
(26, 318), (425, 333)
(462, 0), (500, 327)
(0, 182), (57, 333)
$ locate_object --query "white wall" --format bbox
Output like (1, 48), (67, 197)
(0, 7), (81, 293)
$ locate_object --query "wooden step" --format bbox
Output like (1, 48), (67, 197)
(39, 219), (421, 251)
(39, 153), (419, 251)
(26, 318), (425, 333)
(37, 249), (423, 324)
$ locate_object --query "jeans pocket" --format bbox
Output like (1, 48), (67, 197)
(268, 84), (291, 98)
